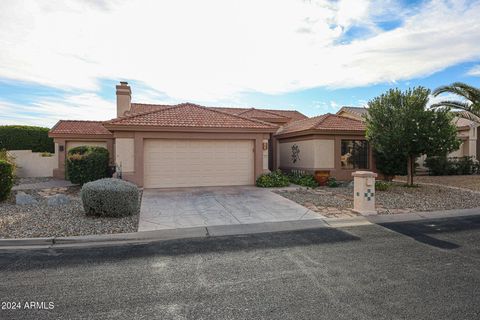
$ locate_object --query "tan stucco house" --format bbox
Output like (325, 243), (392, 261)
(49, 82), (373, 188)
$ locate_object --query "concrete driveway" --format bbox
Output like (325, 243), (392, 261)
(139, 186), (323, 231)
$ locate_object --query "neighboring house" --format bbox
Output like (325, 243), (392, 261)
(336, 107), (480, 172)
(274, 113), (374, 181)
(336, 106), (368, 120)
(449, 117), (479, 159)
(49, 82), (370, 188)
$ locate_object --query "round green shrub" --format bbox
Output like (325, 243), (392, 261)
(256, 170), (290, 188)
(67, 146), (109, 185)
(0, 160), (14, 201)
(0, 125), (54, 152)
(81, 178), (141, 217)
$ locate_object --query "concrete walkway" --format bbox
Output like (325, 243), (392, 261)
(139, 186), (324, 231)
(12, 179), (75, 191)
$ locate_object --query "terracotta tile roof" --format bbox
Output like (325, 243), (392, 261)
(129, 104), (308, 123)
(236, 108), (289, 120)
(275, 113), (365, 136)
(106, 103), (278, 130)
(128, 103), (172, 115)
(49, 120), (112, 136)
(453, 116), (477, 129)
(268, 110), (308, 122)
(210, 107), (308, 122)
(336, 106), (369, 121)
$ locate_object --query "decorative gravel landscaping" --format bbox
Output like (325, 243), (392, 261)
(396, 175), (480, 192)
(275, 182), (480, 217)
(0, 186), (139, 239)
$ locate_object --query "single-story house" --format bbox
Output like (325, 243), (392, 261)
(49, 82), (373, 188)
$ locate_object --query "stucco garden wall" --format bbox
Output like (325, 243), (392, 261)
(279, 139), (334, 171)
(115, 138), (135, 173)
(8, 149), (58, 177)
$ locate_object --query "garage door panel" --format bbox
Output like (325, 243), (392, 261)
(144, 139), (254, 188)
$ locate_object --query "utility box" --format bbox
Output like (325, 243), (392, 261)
(352, 171), (377, 215)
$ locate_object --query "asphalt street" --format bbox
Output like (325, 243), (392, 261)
(1, 215), (479, 320)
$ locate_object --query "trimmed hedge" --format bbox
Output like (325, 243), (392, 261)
(425, 156), (477, 176)
(67, 146), (109, 185)
(81, 178), (141, 217)
(0, 160), (14, 201)
(256, 170), (290, 188)
(0, 126), (54, 152)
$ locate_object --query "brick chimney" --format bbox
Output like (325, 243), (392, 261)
(116, 81), (131, 117)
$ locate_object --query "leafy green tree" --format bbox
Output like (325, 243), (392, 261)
(431, 82), (480, 121)
(366, 87), (460, 186)
(373, 150), (407, 181)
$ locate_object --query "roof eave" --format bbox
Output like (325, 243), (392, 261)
(274, 128), (366, 139)
(48, 133), (113, 139)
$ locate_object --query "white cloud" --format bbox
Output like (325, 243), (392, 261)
(467, 65), (480, 76)
(427, 92), (467, 108)
(0, 0), (479, 104)
(0, 94), (115, 127)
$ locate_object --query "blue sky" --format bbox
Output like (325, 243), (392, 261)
(0, 0), (479, 127)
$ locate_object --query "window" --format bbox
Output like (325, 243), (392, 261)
(341, 140), (369, 169)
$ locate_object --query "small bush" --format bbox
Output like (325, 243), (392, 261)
(256, 170), (290, 188)
(326, 177), (339, 188)
(67, 146), (109, 185)
(425, 156), (451, 175)
(456, 156), (475, 175)
(0, 125), (54, 152)
(288, 172), (318, 188)
(0, 149), (17, 176)
(375, 180), (391, 191)
(0, 160), (14, 201)
(425, 156), (477, 176)
(81, 178), (141, 217)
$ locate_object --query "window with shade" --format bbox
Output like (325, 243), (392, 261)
(341, 140), (369, 169)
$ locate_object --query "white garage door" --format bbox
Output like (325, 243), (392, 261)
(144, 139), (254, 188)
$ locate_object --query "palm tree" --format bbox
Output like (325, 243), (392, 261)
(431, 82), (480, 122)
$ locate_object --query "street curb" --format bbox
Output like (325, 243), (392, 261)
(323, 216), (372, 227)
(0, 209), (479, 250)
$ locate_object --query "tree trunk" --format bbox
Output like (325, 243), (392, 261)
(407, 155), (415, 186)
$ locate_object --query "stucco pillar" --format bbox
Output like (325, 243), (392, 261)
(262, 138), (269, 173)
(53, 139), (66, 179)
(352, 171), (377, 215)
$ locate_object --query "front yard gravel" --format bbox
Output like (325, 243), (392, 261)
(396, 175), (480, 192)
(0, 187), (139, 239)
(276, 182), (480, 215)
